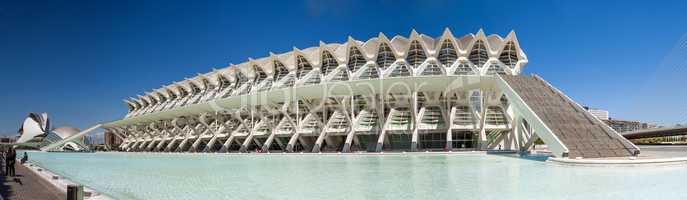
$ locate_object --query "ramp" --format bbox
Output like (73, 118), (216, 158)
(498, 75), (639, 158)
(40, 124), (102, 151)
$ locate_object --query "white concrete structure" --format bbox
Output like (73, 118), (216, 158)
(17, 113), (50, 143)
(40, 126), (89, 151)
(40, 124), (101, 152)
(101, 29), (639, 158)
(16, 112), (91, 151)
(585, 108), (609, 120)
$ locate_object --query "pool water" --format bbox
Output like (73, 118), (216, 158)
(25, 152), (687, 200)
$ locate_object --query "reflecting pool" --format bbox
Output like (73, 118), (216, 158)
(25, 152), (687, 200)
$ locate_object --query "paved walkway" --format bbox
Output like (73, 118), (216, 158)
(0, 163), (65, 200)
(635, 145), (687, 158)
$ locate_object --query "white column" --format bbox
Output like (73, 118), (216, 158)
(342, 95), (357, 153)
(375, 95), (388, 152)
(312, 107), (330, 153)
(410, 91), (420, 152)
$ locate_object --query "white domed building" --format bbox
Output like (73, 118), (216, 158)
(16, 112), (88, 151)
(40, 127), (88, 151)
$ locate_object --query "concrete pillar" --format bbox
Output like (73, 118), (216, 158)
(133, 141), (145, 151)
(506, 115), (521, 151)
(218, 135), (236, 153)
(189, 136), (204, 152)
(375, 131), (387, 152)
(285, 133), (300, 152)
(119, 141), (129, 151)
(342, 129), (356, 153)
(164, 138), (178, 152)
(239, 110), (256, 153)
(445, 128), (453, 151)
(203, 135), (219, 152)
(253, 136), (264, 148)
(123, 141), (134, 152)
(313, 107), (328, 153)
(445, 95), (456, 151)
(261, 131), (277, 152)
(145, 140), (158, 151)
(128, 141), (137, 151)
(410, 91), (419, 152)
(352, 135), (360, 150)
(239, 134), (255, 153)
(274, 137), (286, 150)
(191, 114), (213, 152)
(126, 139), (137, 151)
(479, 129), (488, 150)
(478, 90), (488, 150)
(342, 95), (357, 153)
(135, 140), (146, 151)
(522, 133), (539, 152)
(297, 136), (312, 152)
(175, 138), (190, 152)
(312, 129), (328, 153)
(374, 94), (386, 152)
(517, 120), (533, 152)
(142, 140), (153, 150)
(129, 140), (142, 151)
(286, 99), (301, 153)
(155, 138), (168, 151)
(189, 137), (204, 152)
(487, 130), (508, 149)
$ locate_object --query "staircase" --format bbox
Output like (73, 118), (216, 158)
(500, 75), (639, 158)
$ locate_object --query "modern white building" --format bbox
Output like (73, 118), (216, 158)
(98, 29), (639, 158)
(40, 127), (89, 151)
(16, 112), (89, 151)
(584, 107), (609, 120)
(16, 112), (50, 143)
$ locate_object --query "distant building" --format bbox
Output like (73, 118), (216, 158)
(583, 107), (655, 133)
(583, 107), (609, 120)
(646, 123), (659, 129)
(84, 133), (105, 146)
(0, 137), (15, 144)
(104, 130), (123, 149)
(603, 119), (648, 133)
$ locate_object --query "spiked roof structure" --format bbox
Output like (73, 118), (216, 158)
(122, 28), (527, 110)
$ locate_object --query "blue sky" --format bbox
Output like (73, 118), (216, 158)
(1, 0), (686, 135)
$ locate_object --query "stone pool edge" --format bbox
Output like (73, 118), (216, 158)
(547, 157), (687, 166)
(23, 162), (114, 200)
(99, 150), (490, 156)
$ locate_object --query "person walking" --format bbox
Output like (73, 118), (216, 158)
(7, 148), (16, 177)
(4, 148), (9, 176)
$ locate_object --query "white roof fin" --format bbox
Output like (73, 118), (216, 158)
(410, 29), (420, 38)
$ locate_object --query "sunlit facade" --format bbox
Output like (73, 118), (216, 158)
(102, 29), (639, 158)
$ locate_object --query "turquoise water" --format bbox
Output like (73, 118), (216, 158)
(25, 152), (687, 200)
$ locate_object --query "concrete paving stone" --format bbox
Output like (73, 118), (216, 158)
(0, 163), (65, 200)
